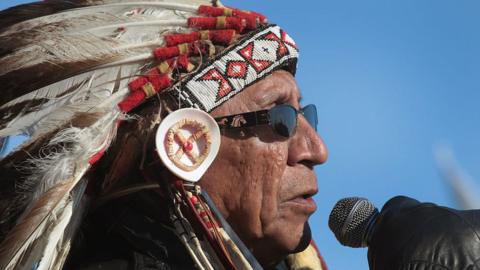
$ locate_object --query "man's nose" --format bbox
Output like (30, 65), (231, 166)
(287, 114), (328, 167)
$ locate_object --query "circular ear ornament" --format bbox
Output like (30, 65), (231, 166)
(156, 108), (221, 182)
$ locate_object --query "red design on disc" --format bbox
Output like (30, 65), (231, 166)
(184, 141), (194, 152)
(238, 42), (273, 73)
(226, 61), (248, 78)
(200, 68), (233, 101)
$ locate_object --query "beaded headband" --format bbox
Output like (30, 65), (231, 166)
(169, 24), (299, 112)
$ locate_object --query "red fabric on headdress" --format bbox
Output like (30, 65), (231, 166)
(128, 77), (148, 92)
(118, 91), (145, 113)
(247, 10), (267, 24)
(165, 32), (199, 46)
(175, 55), (195, 72)
(128, 74), (170, 94)
(146, 70), (172, 91)
(153, 46), (181, 61)
(155, 56), (194, 74)
(198, 5), (232, 17)
(238, 14), (257, 30)
(208, 29), (237, 45)
(154, 42), (211, 61)
(121, 72), (172, 112)
(198, 5), (267, 23)
(187, 17), (245, 33)
(197, 5), (266, 30)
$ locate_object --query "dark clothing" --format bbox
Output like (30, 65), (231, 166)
(65, 191), (196, 270)
(368, 196), (480, 270)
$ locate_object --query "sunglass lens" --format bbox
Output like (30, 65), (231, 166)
(302, 104), (318, 131)
(268, 105), (297, 137)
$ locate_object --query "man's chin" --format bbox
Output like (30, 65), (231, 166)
(293, 222), (312, 253)
(255, 222), (313, 268)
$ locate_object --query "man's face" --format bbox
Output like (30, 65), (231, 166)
(200, 70), (328, 268)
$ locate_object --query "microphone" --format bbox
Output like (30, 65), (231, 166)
(328, 197), (379, 248)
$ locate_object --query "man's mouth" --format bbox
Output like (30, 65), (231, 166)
(287, 193), (317, 214)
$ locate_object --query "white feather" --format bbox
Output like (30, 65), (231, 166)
(24, 111), (119, 201)
(86, 19), (188, 32)
(0, 2), (201, 37)
(36, 198), (73, 270)
(0, 63), (138, 138)
(3, 183), (71, 270)
(0, 0), (204, 138)
(50, 185), (88, 270)
(37, 181), (88, 270)
(2, 178), (87, 270)
(0, 33), (151, 77)
(0, 108), (120, 269)
(0, 3), (200, 79)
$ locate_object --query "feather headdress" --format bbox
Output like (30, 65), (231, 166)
(0, 0), (301, 269)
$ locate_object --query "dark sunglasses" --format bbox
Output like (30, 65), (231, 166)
(214, 104), (318, 138)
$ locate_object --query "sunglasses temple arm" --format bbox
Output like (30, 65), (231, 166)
(215, 110), (269, 129)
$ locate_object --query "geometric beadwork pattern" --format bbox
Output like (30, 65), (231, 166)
(168, 25), (299, 112)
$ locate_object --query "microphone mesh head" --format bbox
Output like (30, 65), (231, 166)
(328, 197), (378, 248)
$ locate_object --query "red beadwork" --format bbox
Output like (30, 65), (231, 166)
(226, 61), (248, 78)
(206, 221), (214, 229)
(190, 195), (199, 205)
(199, 211), (208, 219)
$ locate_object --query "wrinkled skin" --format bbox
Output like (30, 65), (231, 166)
(200, 70), (328, 268)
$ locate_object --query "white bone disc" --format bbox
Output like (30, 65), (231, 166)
(155, 108), (220, 182)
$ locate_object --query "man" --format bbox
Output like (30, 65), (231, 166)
(0, 1), (328, 269)
(202, 70), (328, 268)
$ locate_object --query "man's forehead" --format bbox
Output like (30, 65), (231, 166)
(250, 71), (302, 108)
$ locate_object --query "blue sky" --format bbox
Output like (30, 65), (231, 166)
(2, 1), (480, 269)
